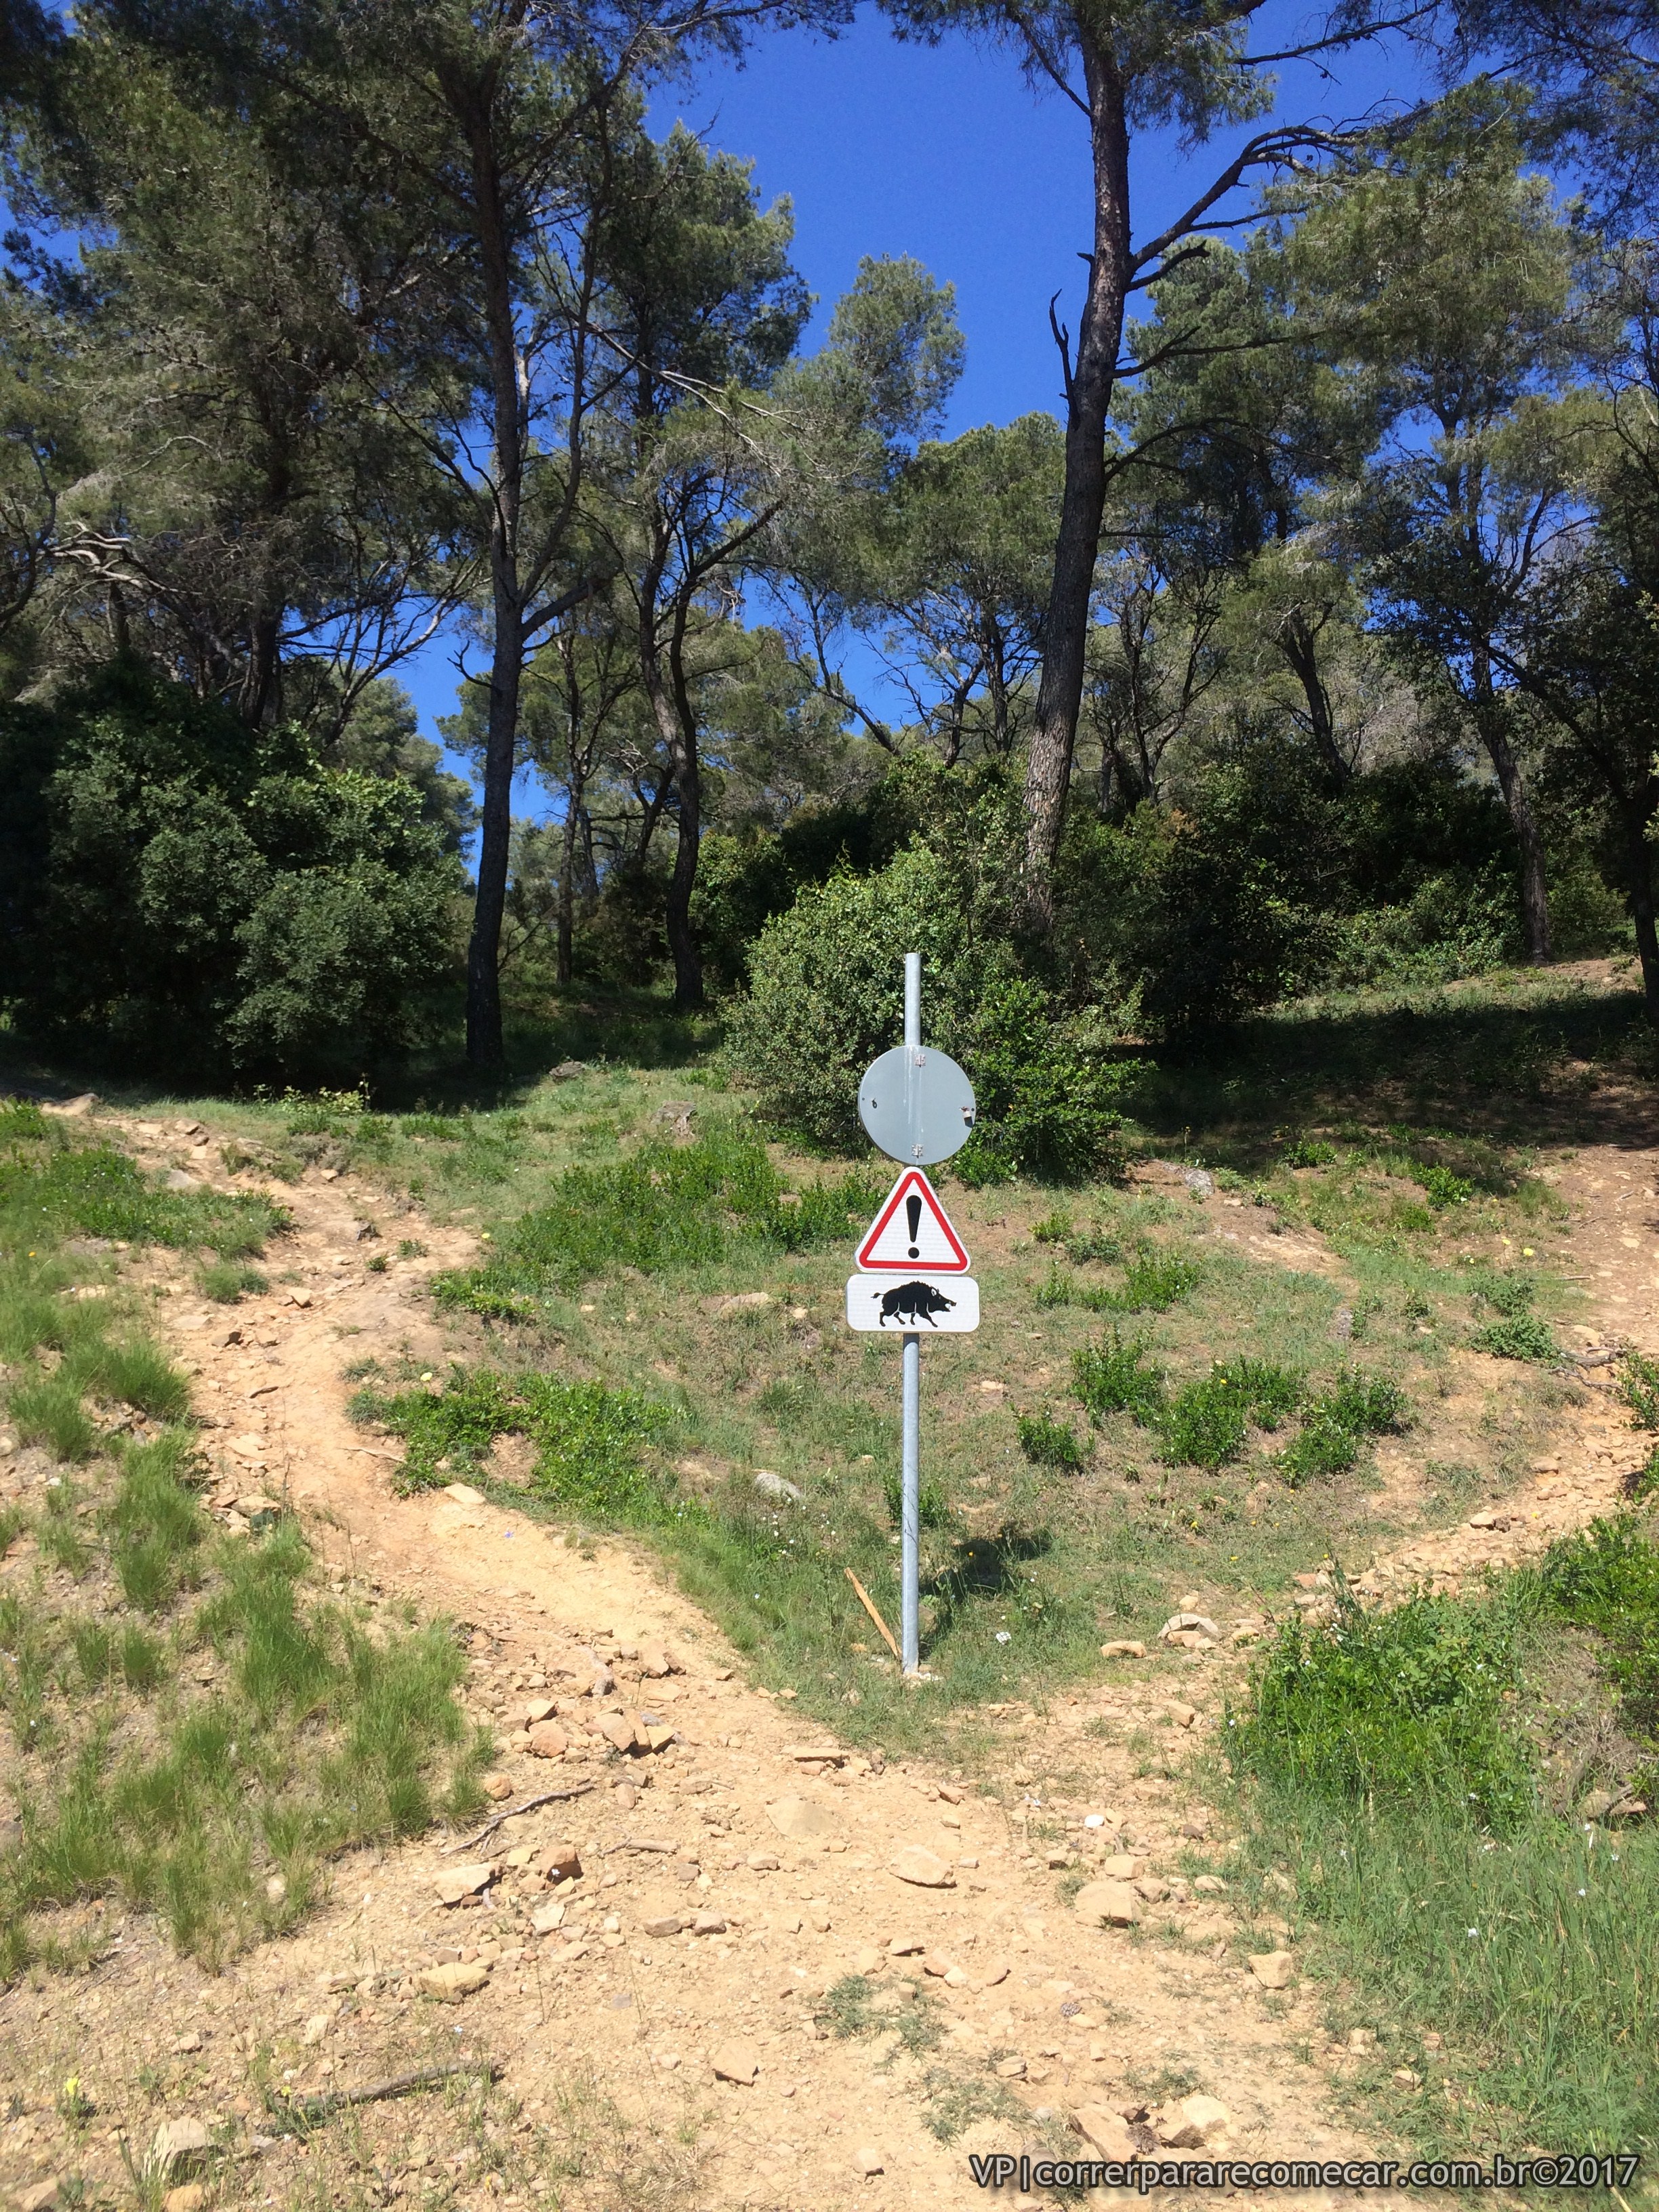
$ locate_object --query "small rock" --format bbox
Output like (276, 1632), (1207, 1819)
(1393, 2067), (1422, 2088)
(747, 1851), (781, 1870)
(643, 1914), (684, 1938)
(548, 1061), (586, 1082)
(693, 1911), (728, 1936)
(853, 2146), (885, 2177)
(165, 2190), (207, 2212)
(889, 1845), (956, 1888)
(712, 2039), (760, 2085)
(1073, 2105), (1137, 2159)
(302, 2011), (331, 2046)
(1581, 1788), (1618, 1822)
(1330, 1305), (1354, 1339)
(16, 2183), (63, 2212)
(434, 1862), (495, 1907)
(854, 1945), (885, 1974)
(1100, 1639), (1145, 1658)
(1165, 1702), (1197, 1728)
(1193, 1875), (1228, 1894)
(1073, 1880), (1141, 1927)
(531, 1902), (567, 1936)
(768, 1796), (837, 1843)
(287, 1287), (311, 1307)
(482, 1772), (514, 1802)
(754, 1471), (803, 1504)
(1248, 1950), (1294, 1989)
(1160, 1613), (1221, 1641)
(639, 1642), (677, 1677)
(527, 1721), (569, 1759)
(995, 2055), (1027, 2078)
(419, 1961), (490, 2002)
(151, 2117), (211, 2179)
(163, 1169), (200, 1191)
(716, 1292), (772, 1316)
(265, 1873), (287, 1904)
(1099, 1853), (1142, 1879)
(1155, 2092), (1231, 2148)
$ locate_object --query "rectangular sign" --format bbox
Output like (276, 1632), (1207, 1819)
(845, 1273), (980, 1333)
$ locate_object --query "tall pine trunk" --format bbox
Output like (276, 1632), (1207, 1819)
(464, 125), (524, 1071)
(1473, 649), (1549, 964)
(1021, 28), (1131, 933)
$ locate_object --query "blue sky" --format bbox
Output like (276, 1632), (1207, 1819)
(404, 3), (1441, 802)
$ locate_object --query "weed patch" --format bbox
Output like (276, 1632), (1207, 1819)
(1619, 1351), (1659, 1430)
(356, 1368), (673, 1517)
(1017, 1412), (1087, 1471)
(430, 1126), (877, 1317)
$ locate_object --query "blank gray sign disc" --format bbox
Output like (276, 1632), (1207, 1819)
(858, 1046), (977, 1166)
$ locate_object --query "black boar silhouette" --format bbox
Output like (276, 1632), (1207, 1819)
(878, 1280), (957, 1327)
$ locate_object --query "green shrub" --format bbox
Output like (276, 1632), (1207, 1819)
(1620, 1352), (1659, 1430)
(1471, 1269), (1536, 1317)
(1279, 1370), (1411, 1485)
(1071, 1331), (1165, 1425)
(1104, 1247), (1200, 1312)
(1235, 1582), (1537, 1828)
(432, 1126), (876, 1310)
(1541, 1517), (1659, 1739)
(727, 848), (991, 1151)
(1017, 1412), (1087, 1471)
(0, 658), (461, 1080)
(1162, 1358), (1302, 1469)
(1162, 1373), (1248, 1466)
(64, 1338), (190, 1422)
(1475, 1314), (1558, 1362)
(1282, 1136), (1338, 1167)
(882, 1470), (952, 1527)
(1416, 1164), (1474, 1209)
(950, 980), (1139, 1187)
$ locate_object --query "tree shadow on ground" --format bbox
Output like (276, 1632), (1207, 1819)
(1129, 968), (1656, 1161)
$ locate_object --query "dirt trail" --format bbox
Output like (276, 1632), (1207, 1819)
(5, 1115), (1656, 2211)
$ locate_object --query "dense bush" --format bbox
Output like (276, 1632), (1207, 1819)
(0, 659), (462, 1078)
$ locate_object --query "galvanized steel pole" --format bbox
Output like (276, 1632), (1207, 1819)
(901, 951), (921, 1677)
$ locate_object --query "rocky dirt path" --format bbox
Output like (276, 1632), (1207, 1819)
(4, 1114), (1656, 2212)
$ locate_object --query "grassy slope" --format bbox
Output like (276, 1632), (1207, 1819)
(12, 956), (1658, 2158)
(0, 1103), (491, 1980)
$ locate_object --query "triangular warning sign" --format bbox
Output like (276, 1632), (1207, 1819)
(855, 1169), (970, 1273)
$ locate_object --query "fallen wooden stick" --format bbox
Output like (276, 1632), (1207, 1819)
(604, 1837), (674, 1855)
(844, 1568), (901, 1662)
(445, 1781), (594, 1854)
(272, 2060), (502, 2129)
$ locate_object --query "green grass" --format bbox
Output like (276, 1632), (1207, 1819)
(1230, 1521), (1659, 2155)
(354, 1368), (672, 1515)
(0, 1110), (492, 1983)
(197, 1258), (270, 1303)
(1017, 1412), (1088, 1472)
(430, 1122), (879, 1317)
(1620, 1352), (1659, 1431)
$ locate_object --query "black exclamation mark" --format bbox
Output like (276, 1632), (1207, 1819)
(906, 1194), (922, 1258)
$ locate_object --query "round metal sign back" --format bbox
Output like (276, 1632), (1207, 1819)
(858, 1046), (977, 1166)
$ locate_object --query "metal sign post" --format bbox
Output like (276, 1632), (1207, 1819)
(850, 953), (978, 1680)
(900, 958), (922, 1678)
